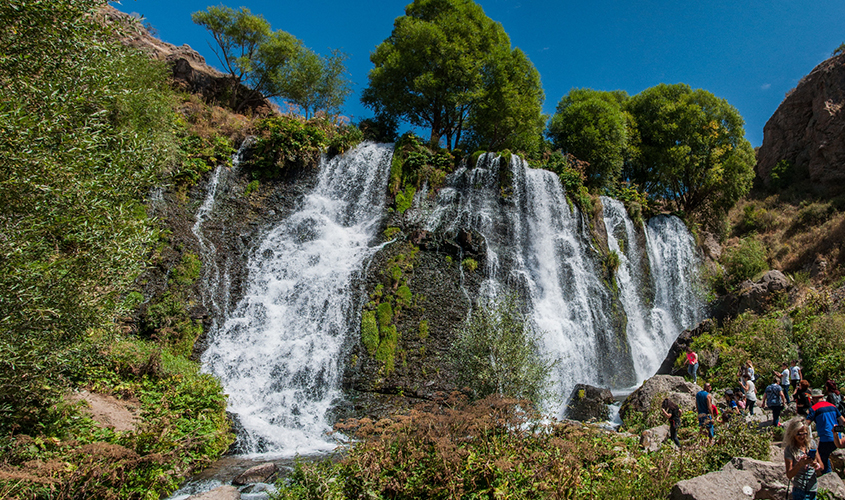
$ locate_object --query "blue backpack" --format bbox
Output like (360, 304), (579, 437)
(765, 384), (782, 407)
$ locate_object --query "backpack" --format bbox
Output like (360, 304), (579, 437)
(765, 384), (782, 407)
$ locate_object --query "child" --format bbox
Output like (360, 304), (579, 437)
(723, 389), (738, 422)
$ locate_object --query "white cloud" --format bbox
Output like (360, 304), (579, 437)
(761, 83), (772, 90)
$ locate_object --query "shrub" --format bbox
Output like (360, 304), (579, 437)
(462, 258), (479, 273)
(249, 116), (327, 173)
(721, 237), (768, 290)
(451, 295), (554, 404)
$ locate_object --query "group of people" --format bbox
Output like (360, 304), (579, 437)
(676, 350), (845, 499)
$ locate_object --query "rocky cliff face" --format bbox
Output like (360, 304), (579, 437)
(102, 6), (271, 114)
(756, 52), (845, 192)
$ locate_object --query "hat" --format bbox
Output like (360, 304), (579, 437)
(725, 389), (734, 396)
(811, 388), (824, 398)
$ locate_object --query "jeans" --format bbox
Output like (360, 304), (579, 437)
(688, 362), (699, 384)
(747, 400), (756, 415)
(782, 384), (792, 404)
(820, 441), (836, 475)
(670, 422), (680, 447)
(792, 488), (817, 500)
(771, 405), (783, 426)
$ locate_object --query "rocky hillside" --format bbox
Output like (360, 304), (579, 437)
(756, 51), (845, 192)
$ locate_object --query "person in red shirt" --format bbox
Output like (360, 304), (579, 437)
(685, 347), (699, 384)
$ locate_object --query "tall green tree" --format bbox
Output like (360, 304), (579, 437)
(362, 0), (544, 150)
(624, 83), (755, 222)
(464, 48), (546, 153)
(546, 89), (629, 190)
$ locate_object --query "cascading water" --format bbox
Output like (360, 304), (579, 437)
(201, 142), (393, 456)
(426, 154), (703, 416)
(192, 139), (252, 330)
(601, 197), (704, 383)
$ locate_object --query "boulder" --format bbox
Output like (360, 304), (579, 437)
(232, 462), (278, 486)
(670, 469), (760, 500)
(640, 424), (670, 452)
(737, 271), (791, 314)
(671, 457), (787, 500)
(566, 384), (613, 421)
(620, 375), (700, 423)
(756, 52), (845, 193)
(186, 486), (240, 500)
(819, 472), (845, 500)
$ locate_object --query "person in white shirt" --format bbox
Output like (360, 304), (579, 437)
(791, 359), (803, 395)
(774, 362), (791, 404)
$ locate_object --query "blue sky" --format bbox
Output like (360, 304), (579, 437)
(113, 0), (845, 147)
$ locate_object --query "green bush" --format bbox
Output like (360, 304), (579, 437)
(451, 295), (554, 404)
(250, 116), (328, 173)
(721, 237), (768, 290)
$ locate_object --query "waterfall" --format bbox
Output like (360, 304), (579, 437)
(201, 142), (393, 456)
(426, 154), (703, 416)
(601, 197), (704, 384)
(192, 138), (253, 330)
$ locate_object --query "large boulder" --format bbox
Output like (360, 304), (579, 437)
(736, 271), (791, 314)
(620, 375), (700, 423)
(670, 457), (845, 500)
(566, 384), (614, 421)
(756, 52), (845, 193)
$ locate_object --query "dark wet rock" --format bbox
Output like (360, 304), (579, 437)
(656, 320), (716, 377)
(232, 462), (278, 485)
(566, 384), (613, 422)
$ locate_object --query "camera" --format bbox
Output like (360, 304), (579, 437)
(834, 425), (844, 433)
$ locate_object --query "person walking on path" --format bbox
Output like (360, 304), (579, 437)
(685, 347), (699, 384)
(696, 383), (716, 445)
(742, 374), (758, 416)
(661, 398), (681, 447)
(806, 389), (845, 475)
(774, 363), (792, 404)
(784, 417), (823, 500)
(764, 376), (786, 427)
(791, 360), (803, 395)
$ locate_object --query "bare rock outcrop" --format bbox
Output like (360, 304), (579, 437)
(757, 52), (845, 193)
(620, 375), (700, 423)
(186, 486), (240, 500)
(101, 6), (271, 113)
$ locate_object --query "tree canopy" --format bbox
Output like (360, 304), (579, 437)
(624, 83), (755, 220)
(547, 89), (630, 190)
(192, 5), (350, 116)
(361, 0), (544, 151)
(545, 83), (755, 228)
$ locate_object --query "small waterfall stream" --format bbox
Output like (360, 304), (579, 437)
(201, 142), (393, 456)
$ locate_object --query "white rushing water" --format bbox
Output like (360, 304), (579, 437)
(201, 142), (393, 456)
(601, 197), (704, 384)
(427, 154), (703, 416)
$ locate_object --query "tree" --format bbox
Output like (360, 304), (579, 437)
(546, 89), (629, 190)
(451, 294), (554, 404)
(271, 47), (352, 119)
(192, 5), (350, 116)
(464, 48), (546, 153)
(361, 0), (544, 150)
(624, 83), (755, 223)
